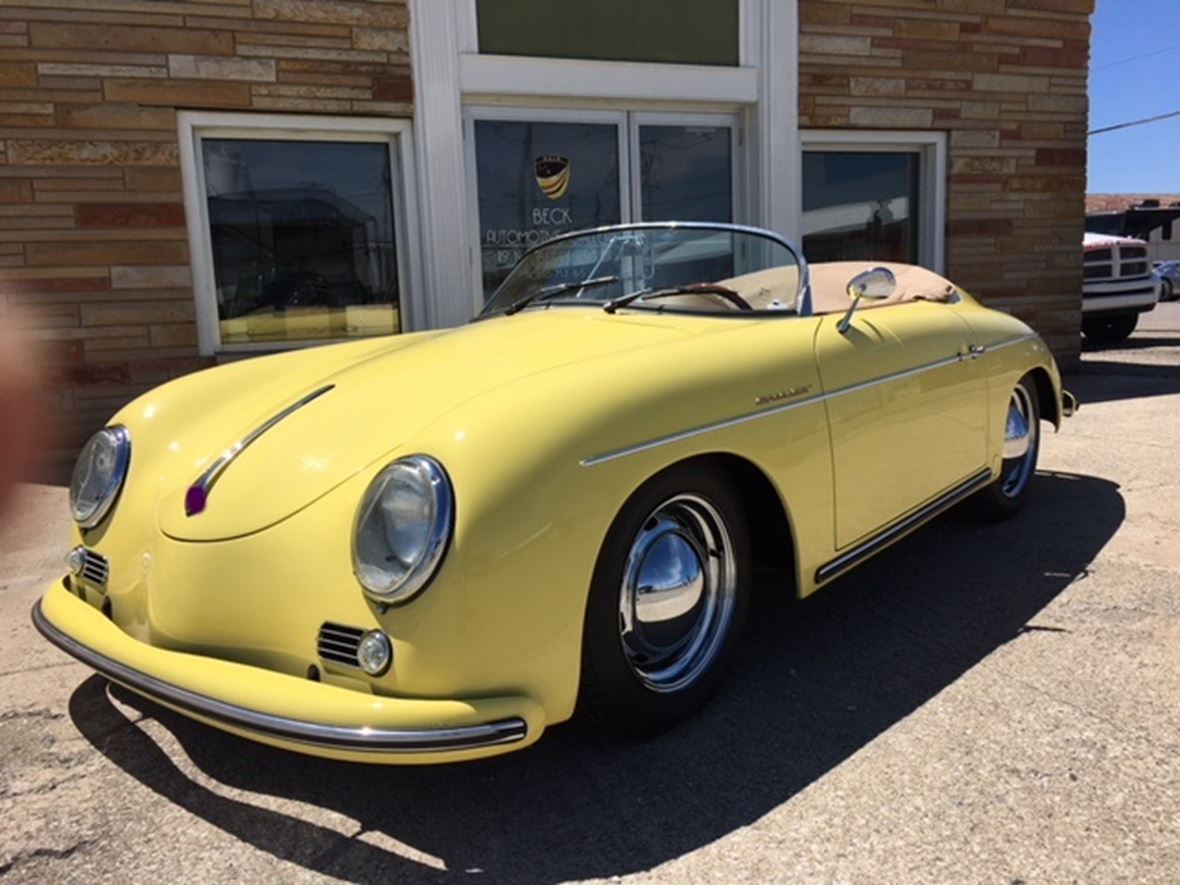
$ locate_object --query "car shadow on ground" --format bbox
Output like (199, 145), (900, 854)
(68, 471), (1123, 883)
(1081, 334), (1179, 354)
(1070, 362), (1180, 403)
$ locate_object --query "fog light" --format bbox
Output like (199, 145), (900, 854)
(66, 546), (86, 576)
(356, 630), (392, 676)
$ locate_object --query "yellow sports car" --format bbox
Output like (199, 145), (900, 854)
(36, 222), (1076, 764)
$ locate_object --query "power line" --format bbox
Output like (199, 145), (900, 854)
(1093, 41), (1180, 71)
(1089, 108), (1180, 136)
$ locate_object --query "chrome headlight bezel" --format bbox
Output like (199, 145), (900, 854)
(69, 425), (131, 530)
(352, 454), (454, 605)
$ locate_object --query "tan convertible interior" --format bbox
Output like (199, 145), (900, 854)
(804, 262), (960, 314)
(653, 261), (960, 314)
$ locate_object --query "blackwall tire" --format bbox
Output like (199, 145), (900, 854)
(577, 463), (751, 737)
(969, 374), (1041, 522)
(1082, 313), (1138, 345)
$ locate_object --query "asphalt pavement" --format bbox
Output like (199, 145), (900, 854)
(1, 306), (1178, 883)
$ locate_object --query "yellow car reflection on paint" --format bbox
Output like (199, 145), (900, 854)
(218, 304), (400, 345)
(35, 223), (1075, 764)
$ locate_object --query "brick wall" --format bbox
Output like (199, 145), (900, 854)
(3, 0), (1094, 469)
(800, 0), (1093, 366)
(0, 1), (411, 465)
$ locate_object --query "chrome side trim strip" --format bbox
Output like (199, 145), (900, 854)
(986, 332), (1037, 353)
(825, 353), (963, 401)
(185, 384), (334, 516)
(581, 334), (1038, 467)
(815, 468), (994, 584)
(580, 391), (827, 467)
(32, 599), (527, 753)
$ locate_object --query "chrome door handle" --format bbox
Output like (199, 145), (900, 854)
(959, 344), (986, 360)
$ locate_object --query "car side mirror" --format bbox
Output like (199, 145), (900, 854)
(837, 267), (897, 335)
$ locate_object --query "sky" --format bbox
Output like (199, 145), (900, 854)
(1087, 0), (1180, 193)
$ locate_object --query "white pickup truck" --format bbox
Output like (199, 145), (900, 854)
(1082, 232), (1162, 344)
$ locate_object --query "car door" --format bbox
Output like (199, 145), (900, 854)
(814, 300), (989, 550)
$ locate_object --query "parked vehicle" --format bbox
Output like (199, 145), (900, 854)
(1153, 260), (1180, 302)
(36, 222), (1075, 764)
(1082, 232), (1160, 344)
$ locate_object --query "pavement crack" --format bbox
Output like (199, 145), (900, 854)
(0, 772), (87, 801)
(0, 839), (98, 876)
(0, 661), (76, 680)
(0, 708), (63, 724)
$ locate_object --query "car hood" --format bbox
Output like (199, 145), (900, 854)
(153, 310), (696, 541)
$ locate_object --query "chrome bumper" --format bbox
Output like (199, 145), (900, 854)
(32, 599), (528, 754)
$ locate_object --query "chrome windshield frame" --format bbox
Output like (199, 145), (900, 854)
(481, 221), (814, 318)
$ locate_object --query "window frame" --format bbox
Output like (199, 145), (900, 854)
(800, 130), (947, 274)
(178, 111), (422, 356)
(409, 0), (798, 328)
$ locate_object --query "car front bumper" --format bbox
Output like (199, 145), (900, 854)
(34, 580), (544, 764)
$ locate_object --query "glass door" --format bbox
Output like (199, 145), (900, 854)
(467, 109), (628, 301)
(467, 108), (741, 303)
(631, 112), (739, 223)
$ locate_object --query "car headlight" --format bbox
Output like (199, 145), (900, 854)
(352, 455), (453, 605)
(69, 425), (131, 529)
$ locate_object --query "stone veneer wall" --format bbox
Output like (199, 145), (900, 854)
(0, 1), (411, 464)
(3, 0), (1095, 465)
(799, 0), (1093, 366)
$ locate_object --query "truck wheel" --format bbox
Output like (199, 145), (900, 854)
(1082, 313), (1138, 345)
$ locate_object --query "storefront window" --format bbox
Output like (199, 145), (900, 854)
(200, 138), (400, 345)
(802, 151), (921, 265)
(639, 125), (733, 223)
(471, 113), (739, 300)
(476, 0), (738, 66)
(474, 120), (621, 299)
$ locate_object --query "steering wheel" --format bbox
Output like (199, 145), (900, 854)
(680, 283), (754, 311)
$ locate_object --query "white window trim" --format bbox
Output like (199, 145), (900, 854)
(409, 0), (798, 328)
(458, 56), (758, 105)
(177, 111), (422, 356)
(456, 0), (756, 101)
(800, 129), (947, 274)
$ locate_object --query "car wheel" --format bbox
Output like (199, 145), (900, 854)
(1082, 313), (1138, 345)
(578, 463), (751, 736)
(970, 375), (1040, 521)
(1164, 279), (1175, 302)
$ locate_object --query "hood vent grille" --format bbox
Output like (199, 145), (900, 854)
(78, 548), (110, 589)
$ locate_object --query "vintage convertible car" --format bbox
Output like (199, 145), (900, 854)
(35, 222), (1076, 764)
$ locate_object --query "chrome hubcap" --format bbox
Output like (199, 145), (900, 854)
(618, 494), (736, 693)
(1003, 397), (1031, 459)
(1001, 385), (1037, 497)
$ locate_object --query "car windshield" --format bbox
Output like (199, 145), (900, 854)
(481, 225), (805, 317)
